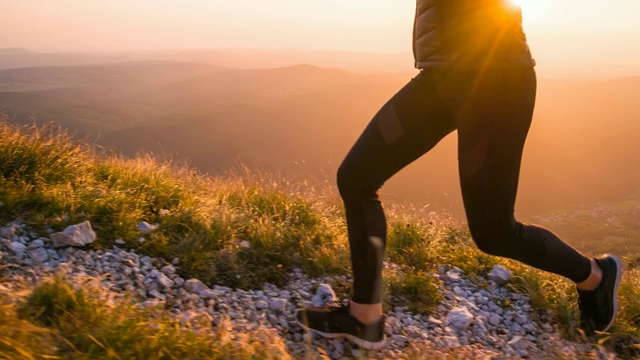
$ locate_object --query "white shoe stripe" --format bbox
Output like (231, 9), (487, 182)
(602, 254), (622, 332)
(296, 320), (387, 350)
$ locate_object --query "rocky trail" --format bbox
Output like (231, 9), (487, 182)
(0, 221), (617, 359)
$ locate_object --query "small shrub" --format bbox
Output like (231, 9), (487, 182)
(17, 276), (92, 328)
(385, 268), (442, 315)
(387, 222), (436, 271)
(12, 277), (292, 359)
(0, 294), (58, 360)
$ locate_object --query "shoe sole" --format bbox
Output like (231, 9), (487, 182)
(602, 254), (623, 333)
(296, 316), (387, 350)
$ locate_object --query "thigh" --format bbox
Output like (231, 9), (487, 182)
(340, 70), (456, 190)
(457, 68), (537, 223)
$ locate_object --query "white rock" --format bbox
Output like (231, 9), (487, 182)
(387, 316), (401, 331)
(311, 284), (337, 306)
(542, 323), (555, 333)
(453, 286), (466, 297)
(390, 335), (408, 348)
(148, 289), (166, 301)
(438, 336), (461, 349)
(513, 313), (528, 325)
(405, 325), (422, 338)
(446, 307), (474, 331)
(184, 278), (208, 294)
(28, 239), (45, 249)
(29, 247), (49, 263)
(161, 264), (176, 275)
(516, 349), (529, 358)
(332, 339), (344, 353)
(115, 239), (126, 245)
(523, 323), (537, 333)
(446, 270), (461, 282)
(508, 336), (530, 351)
(137, 221), (159, 234)
(269, 298), (288, 313)
(9, 241), (26, 256)
(445, 291), (455, 301)
(474, 321), (489, 338)
(199, 289), (217, 299)
(1, 225), (16, 238)
(137, 299), (164, 308)
(255, 300), (268, 310)
(159, 209), (171, 217)
(155, 272), (174, 289)
(239, 240), (251, 249)
(50, 221), (96, 248)
(279, 316), (289, 330)
(488, 265), (513, 285)
(488, 313), (501, 326)
(428, 316), (443, 327)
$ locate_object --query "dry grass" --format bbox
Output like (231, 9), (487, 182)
(0, 120), (638, 358)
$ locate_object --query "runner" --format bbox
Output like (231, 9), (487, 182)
(296, 0), (622, 350)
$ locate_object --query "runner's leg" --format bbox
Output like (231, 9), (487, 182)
(456, 68), (592, 283)
(338, 70), (456, 304)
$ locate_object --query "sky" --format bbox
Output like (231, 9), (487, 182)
(2, 0), (640, 75)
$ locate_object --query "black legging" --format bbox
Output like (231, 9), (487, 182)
(338, 67), (592, 304)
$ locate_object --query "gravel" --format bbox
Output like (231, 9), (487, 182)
(0, 221), (619, 359)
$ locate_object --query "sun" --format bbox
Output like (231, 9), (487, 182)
(506, 0), (558, 25)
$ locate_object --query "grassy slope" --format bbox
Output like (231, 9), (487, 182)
(2, 64), (640, 223)
(532, 200), (640, 256)
(0, 120), (638, 358)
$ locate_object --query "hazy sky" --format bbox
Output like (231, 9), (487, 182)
(2, 1), (640, 75)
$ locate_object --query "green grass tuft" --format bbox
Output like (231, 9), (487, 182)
(3, 277), (292, 359)
(0, 121), (350, 289)
(385, 267), (443, 315)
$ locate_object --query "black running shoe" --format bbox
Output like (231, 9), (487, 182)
(577, 254), (622, 334)
(295, 302), (386, 350)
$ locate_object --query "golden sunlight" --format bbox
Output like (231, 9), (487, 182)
(519, 0), (561, 24)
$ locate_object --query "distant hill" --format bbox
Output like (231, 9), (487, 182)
(0, 49), (413, 73)
(0, 48), (36, 55)
(1, 62), (639, 217)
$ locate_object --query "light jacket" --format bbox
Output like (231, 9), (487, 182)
(413, 0), (536, 69)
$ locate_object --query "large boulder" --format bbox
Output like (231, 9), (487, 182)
(311, 284), (337, 306)
(184, 278), (210, 295)
(137, 221), (159, 234)
(446, 307), (474, 331)
(488, 265), (513, 285)
(50, 221), (96, 248)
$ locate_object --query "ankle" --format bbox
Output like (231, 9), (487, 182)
(576, 258), (603, 291)
(349, 301), (383, 325)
